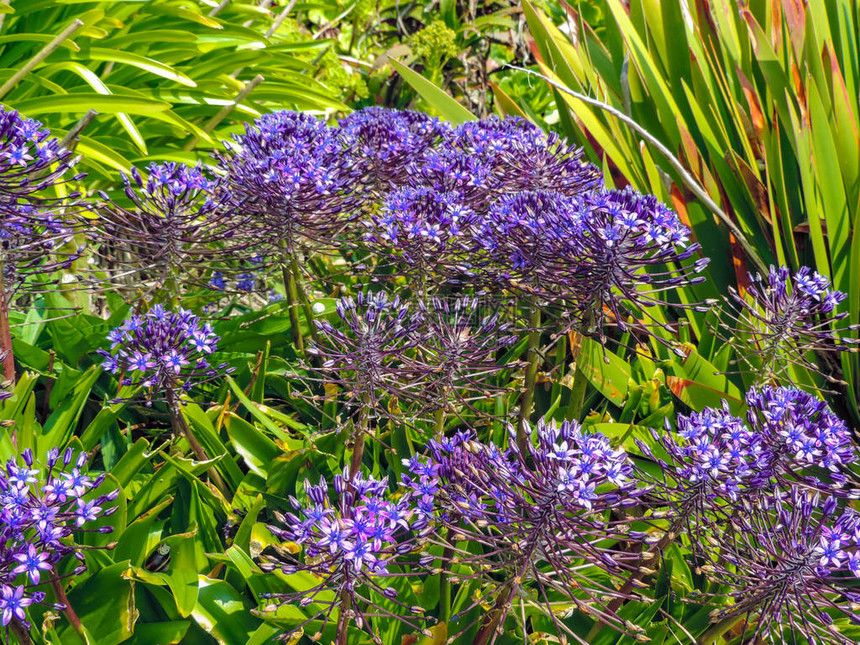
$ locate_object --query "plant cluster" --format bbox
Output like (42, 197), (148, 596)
(3, 30), (860, 645)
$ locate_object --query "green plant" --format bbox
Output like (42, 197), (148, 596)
(0, 0), (353, 181)
(517, 0), (860, 418)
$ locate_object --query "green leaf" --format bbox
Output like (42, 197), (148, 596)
(57, 562), (135, 645)
(123, 622), (190, 645)
(576, 337), (631, 406)
(389, 59), (476, 124)
(224, 412), (280, 479)
(42, 366), (102, 449)
(85, 48), (197, 87)
(191, 577), (260, 645)
(10, 93), (171, 115)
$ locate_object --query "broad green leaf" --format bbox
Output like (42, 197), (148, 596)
(191, 577), (260, 645)
(58, 562), (135, 645)
(224, 412), (280, 478)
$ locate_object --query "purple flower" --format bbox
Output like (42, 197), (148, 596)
(400, 297), (517, 416)
(0, 107), (78, 202)
(698, 488), (860, 644)
(365, 188), (477, 284)
(0, 449), (119, 629)
(448, 116), (601, 196)
(11, 545), (51, 584)
(93, 162), (244, 297)
(426, 420), (651, 639)
(725, 265), (859, 384)
(259, 467), (435, 641)
(100, 307), (228, 399)
(0, 586), (31, 626)
(216, 111), (359, 259)
(339, 107), (448, 193)
(307, 290), (422, 409)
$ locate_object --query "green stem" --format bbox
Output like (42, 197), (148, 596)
(438, 528), (453, 625)
(281, 261), (304, 354)
(0, 263), (16, 382)
(567, 308), (595, 421)
(516, 302), (542, 451)
(433, 405), (446, 439)
(290, 253), (319, 345)
(166, 388), (229, 497)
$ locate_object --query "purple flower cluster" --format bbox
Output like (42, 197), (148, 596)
(409, 297), (516, 415)
(644, 387), (857, 517)
(0, 107), (78, 202)
(98, 305), (225, 396)
(726, 265), (859, 383)
(639, 386), (860, 642)
(309, 290), (421, 407)
(339, 107), (447, 192)
(479, 187), (708, 334)
(261, 467), (436, 640)
(0, 449), (118, 629)
(0, 108), (84, 296)
(217, 111), (358, 259)
(448, 116), (601, 196)
(308, 292), (516, 424)
(366, 188), (476, 281)
(701, 488), (860, 644)
(94, 162), (246, 294)
(426, 420), (650, 639)
(1, 203), (82, 296)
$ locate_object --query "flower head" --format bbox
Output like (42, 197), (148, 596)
(724, 266), (859, 384)
(217, 111), (358, 258)
(427, 420), (650, 640)
(339, 107), (447, 193)
(565, 188), (708, 334)
(308, 290), (422, 407)
(0, 448), (119, 628)
(365, 188), (476, 282)
(449, 116), (601, 196)
(93, 162), (244, 295)
(260, 466), (436, 641)
(403, 297), (517, 416)
(99, 306), (228, 397)
(698, 488), (860, 644)
(0, 107), (78, 202)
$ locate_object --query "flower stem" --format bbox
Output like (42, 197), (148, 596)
(516, 302), (541, 452)
(166, 388), (229, 497)
(0, 263), (16, 382)
(290, 253), (319, 346)
(49, 568), (85, 641)
(438, 528), (454, 625)
(8, 618), (31, 645)
(335, 589), (352, 645)
(348, 394), (371, 480)
(281, 261), (304, 354)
